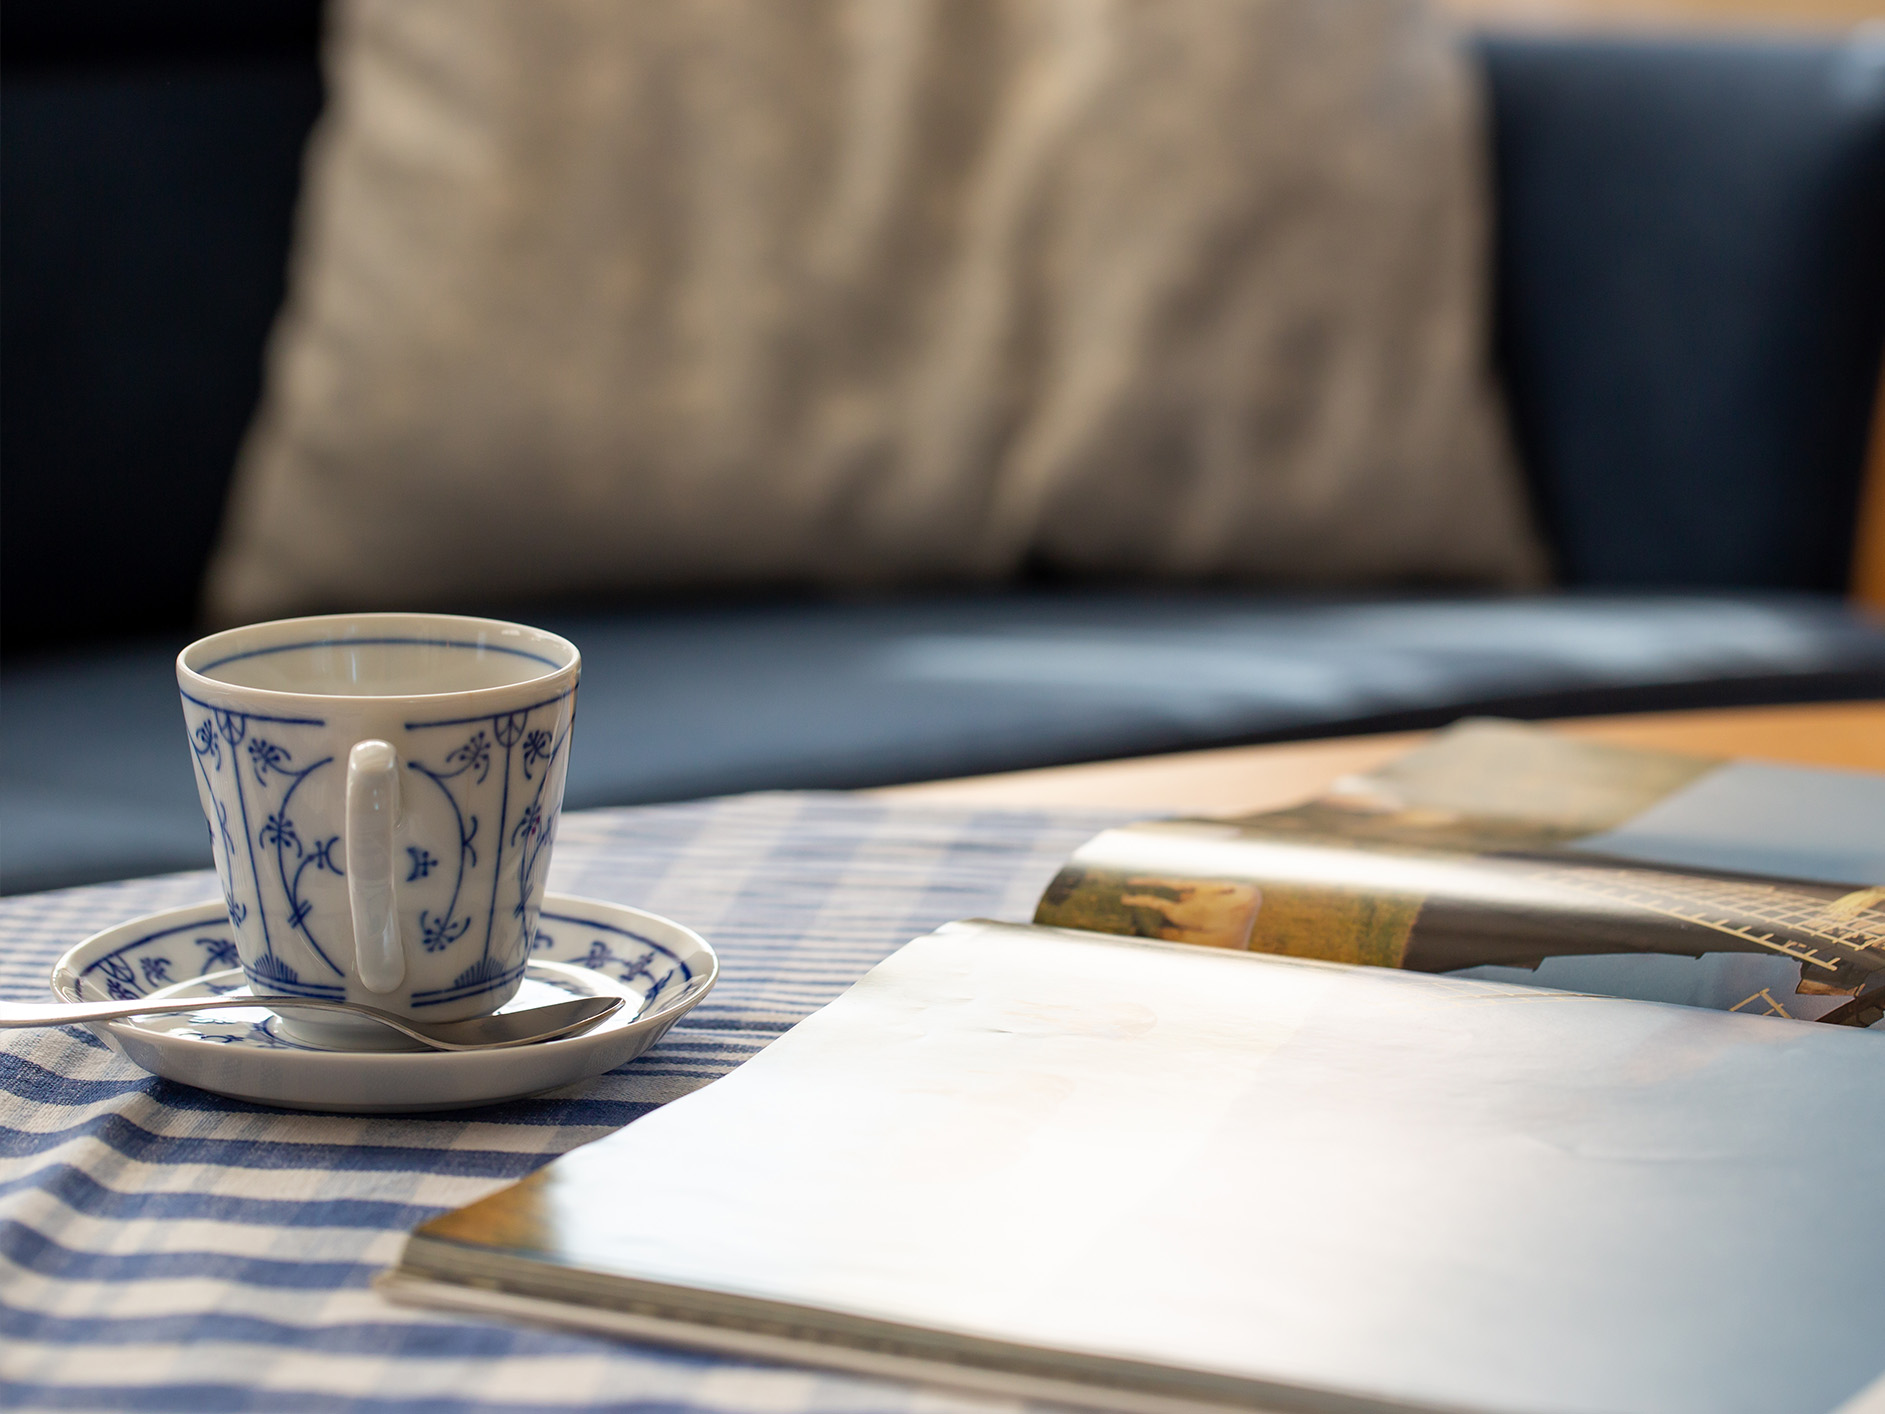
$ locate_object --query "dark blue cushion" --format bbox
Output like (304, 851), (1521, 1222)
(1483, 32), (1885, 590)
(5, 591), (1882, 894)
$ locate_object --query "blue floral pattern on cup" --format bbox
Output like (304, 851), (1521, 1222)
(400, 702), (571, 1008)
(180, 683), (575, 1012)
(184, 698), (344, 1000)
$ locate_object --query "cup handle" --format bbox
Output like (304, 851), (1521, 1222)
(346, 739), (405, 994)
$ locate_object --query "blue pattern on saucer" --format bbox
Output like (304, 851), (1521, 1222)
(69, 904), (690, 1051)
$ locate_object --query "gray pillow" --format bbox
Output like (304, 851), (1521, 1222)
(206, 0), (1546, 622)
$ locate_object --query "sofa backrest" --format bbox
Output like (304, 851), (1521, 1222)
(1483, 32), (1885, 592)
(2, 7), (1880, 654)
(0, 0), (324, 656)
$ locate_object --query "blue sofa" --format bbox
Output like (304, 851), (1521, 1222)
(3, 3), (1883, 893)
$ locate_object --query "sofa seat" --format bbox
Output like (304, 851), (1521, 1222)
(4, 589), (1881, 895)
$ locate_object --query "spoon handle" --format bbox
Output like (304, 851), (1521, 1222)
(0, 993), (463, 1048)
(0, 991), (624, 1051)
(1, 994), (326, 1028)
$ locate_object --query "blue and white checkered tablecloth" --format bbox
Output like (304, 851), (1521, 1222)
(1, 793), (1134, 1413)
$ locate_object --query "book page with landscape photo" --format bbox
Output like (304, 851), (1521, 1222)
(1034, 720), (1885, 1026)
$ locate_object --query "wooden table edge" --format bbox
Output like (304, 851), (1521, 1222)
(869, 700), (1885, 817)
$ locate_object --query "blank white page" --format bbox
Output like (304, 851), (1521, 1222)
(483, 923), (1885, 1414)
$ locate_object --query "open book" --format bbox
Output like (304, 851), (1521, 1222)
(1034, 718), (1885, 1027)
(381, 722), (1885, 1414)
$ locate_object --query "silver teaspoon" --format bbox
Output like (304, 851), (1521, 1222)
(0, 992), (625, 1051)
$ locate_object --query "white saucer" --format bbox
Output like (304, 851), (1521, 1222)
(49, 893), (718, 1112)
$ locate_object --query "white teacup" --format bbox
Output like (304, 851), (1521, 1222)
(176, 613), (581, 1048)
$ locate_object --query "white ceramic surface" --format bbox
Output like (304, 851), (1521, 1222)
(49, 893), (716, 1112)
(176, 613), (583, 1039)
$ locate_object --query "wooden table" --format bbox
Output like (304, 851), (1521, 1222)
(875, 700), (1885, 816)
